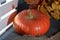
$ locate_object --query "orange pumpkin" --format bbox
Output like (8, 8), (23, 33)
(13, 9), (50, 36)
(7, 11), (17, 25)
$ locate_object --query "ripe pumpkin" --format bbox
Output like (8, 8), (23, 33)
(13, 9), (50, 36)
(7, 11), (17, 25)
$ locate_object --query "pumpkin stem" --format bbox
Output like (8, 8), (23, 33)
(26, 9), (35, 19)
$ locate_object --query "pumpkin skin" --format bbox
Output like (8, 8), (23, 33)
(7, 11), (17, 25)
(13, 9), (50, 36)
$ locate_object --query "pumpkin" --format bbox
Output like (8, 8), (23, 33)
(13, 9), (50, 36)
(7, 11), (17, 25)
(24, 0), (40, 4)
